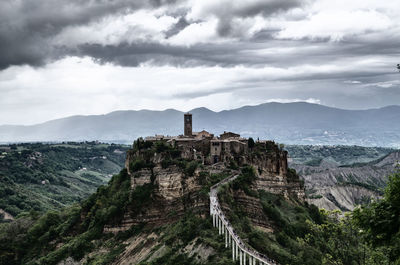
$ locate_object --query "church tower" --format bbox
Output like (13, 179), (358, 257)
(184, 113), (192, 137)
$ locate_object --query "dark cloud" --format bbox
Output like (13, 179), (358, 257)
(212, 0), (303, 37)
(0, 0), (399, 83)
(165, 17), (190, 38)
(0, 0), (182, 69)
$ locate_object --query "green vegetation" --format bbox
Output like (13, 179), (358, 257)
(304, 158), (323, 167)
(352, 169), (400, 263)
(248, 137), (255, 149)
(138, 213), (235, 265)
(218, 167), (400, 265)
(0, 168), (154, 265)
(0, 142), (128, 218)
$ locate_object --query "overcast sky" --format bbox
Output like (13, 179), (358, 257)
(0, 0), (399, 125)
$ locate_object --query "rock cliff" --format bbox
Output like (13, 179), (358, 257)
(109, 139), (305, 235)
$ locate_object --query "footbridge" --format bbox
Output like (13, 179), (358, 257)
(210, 175), (277, 265)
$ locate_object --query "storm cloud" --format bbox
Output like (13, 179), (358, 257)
(0, 0), (399, 125)
(0, 0), (181, 69)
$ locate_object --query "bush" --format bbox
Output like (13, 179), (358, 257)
(184, 161), (198, 177)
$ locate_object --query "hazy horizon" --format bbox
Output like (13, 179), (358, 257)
(1, 101), (400, 126)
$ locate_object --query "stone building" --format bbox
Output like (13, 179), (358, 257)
(144, 113), (248, 164)
(220, 131), (240, 140)
(184, 113), (192, 137)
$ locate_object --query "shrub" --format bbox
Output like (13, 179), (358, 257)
(184, 161), (198, 177)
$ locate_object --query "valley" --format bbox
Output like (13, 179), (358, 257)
(0, 142), (129, 220)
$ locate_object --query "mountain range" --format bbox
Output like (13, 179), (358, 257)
(1, 102), (400, 147)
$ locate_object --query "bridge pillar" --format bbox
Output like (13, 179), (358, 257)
(225, 229), (228, 248)
(232, 240), (235, 261)
(244, 252), (246, 265)
(212, 213), (215, 227)
(240, 251), (243, 265)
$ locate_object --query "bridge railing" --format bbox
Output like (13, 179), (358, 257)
(210, 175), (277, 265)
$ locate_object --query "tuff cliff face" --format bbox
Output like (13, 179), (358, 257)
(249, 149), (305, 201)
(109, 139), (305, 234)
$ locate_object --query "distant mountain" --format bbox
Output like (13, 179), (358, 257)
(1, 102), (400, 146)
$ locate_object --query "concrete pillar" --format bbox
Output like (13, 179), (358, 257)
(244, 252), (246, 265)
(225, 229), (228, 248)
(212, 213), (215, 227)
(232, 241), (235, 261)
(214, 214), (217, 228)
(240, 251), (243, 265)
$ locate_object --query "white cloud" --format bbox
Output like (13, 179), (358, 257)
(167, 20), (219, 46)
(52, 10), (178, 47)
(277, 9), (391, 41)
(344, 80), (362, 84)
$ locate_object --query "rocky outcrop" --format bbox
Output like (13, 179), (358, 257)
(105, 166), (212, 232)
(249, 147), (305, 201)
(109, 140), (305, 233)
(0, 209), (14, 221)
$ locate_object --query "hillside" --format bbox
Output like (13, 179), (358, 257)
(0, 140), (398, 265)
(286, 145), (400, 211)
(0, 142), (129, 220)
(1, 102), (400, 147)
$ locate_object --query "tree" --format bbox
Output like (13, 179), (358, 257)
(353, 168), (400, 263)
(248, 137), (255, 149)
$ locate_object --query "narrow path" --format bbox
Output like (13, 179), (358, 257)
(210, 175), (277, 265)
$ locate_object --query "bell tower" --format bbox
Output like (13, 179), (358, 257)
(184, 113), (192, 137)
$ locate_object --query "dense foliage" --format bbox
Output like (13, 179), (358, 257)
(219, 167), (400, 265)
(0, 167), (155, 265)
(0, 142), (128, 218)
(352, 169), (400, 263)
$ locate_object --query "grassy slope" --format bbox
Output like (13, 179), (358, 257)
(0, 142), (128, 218)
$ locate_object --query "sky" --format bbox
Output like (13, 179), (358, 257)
(0, 0), (399, 125)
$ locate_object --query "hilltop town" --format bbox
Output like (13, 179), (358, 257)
(143, 113), (285, 167)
